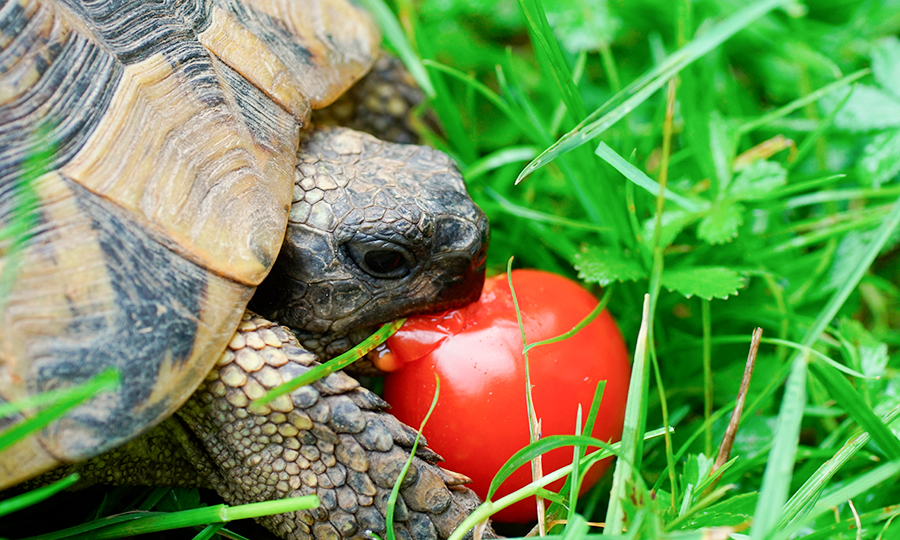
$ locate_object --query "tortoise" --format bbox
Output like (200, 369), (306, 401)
(0, 0), (491, 538)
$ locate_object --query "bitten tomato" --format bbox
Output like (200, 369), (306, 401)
(380, 269), (630, 523)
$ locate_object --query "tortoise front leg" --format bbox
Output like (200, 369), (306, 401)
(176, 312), (490, 540)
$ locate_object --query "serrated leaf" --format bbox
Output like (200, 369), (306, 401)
(545, 0), (621, 53)
(573, 246), (646, 286)
(661, 267), (746, 300)
(681, 492), (758, 530)
(698, 202), (744, 244)
(709, 111), (736, 190)
(681, 453), (714, 489)
(837, 318), (889, 380)
(858, 128), (900, 187)
(827, 230), (874, 292)
(826, 83), (900, 132)
(641, 210), (700, 249)
(729, 160), (788, 200)
(871, 36), (900, 101)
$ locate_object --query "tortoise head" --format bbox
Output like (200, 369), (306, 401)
(251, 127), (488, 336)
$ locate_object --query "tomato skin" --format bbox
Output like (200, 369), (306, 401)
(383, 269), (631, 523)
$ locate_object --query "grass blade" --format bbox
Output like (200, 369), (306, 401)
(594, 143), (707, 212)
(808, 361), (900, 458)
(386, 374), (440, 540)
(254, 319), (404, 406)
(777, 406), (900, 531)
(516, 0), (586, 121)
(604, 294), (652, 535)
(749, 353), (809, 540)
(738, 69), (870, 134)
(484, 188), (607, 232)
(465, 146), (539, 180)
(448, 427), (670, 540)
(0, 369), (120, 452)
(27, 497), (319, 540)
(774, 460), (900, 540)
(486, 434), (618, 501)
(517, 0), (790, 183)
(0, 474), (80, 518)
(356, 0), (435, 98)
(796, 195), (900, 350)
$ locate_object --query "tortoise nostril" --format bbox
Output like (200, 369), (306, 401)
(473, 245), (487, 269)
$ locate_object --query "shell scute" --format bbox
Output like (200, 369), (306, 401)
(0, 0), (379, 487)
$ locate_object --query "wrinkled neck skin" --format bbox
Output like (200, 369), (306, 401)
(250, 126), (488, 361)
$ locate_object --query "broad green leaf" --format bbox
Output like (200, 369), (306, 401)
(709, 111), (736, 191)
(642, 210), (700, 249)
(680, 454), (714, 491)
(679, 492), (757, 530)
(729, 161), (788, 200)
(829, 84), (900, 131)
(574, 246), (646, 286)
(698, 202), (744, 244)
(544, 0), (621, 53)
(871, 36), (900, 100)
(858, 128), (900, 187)
(837, 318), (889, 380)
(827, 230), (874, 292)
(660, 267), (746, 300)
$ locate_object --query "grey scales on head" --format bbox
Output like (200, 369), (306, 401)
(0, 0), (492, 538)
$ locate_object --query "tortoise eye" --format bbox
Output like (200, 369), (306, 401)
(344, 241), (414, 279)
(365, 251), (405, 274)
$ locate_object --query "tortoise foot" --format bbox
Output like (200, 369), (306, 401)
(179, 312), (494, 540)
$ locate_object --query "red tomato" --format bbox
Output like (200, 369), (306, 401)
(381, 269), (630, 523)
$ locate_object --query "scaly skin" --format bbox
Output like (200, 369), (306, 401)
(314, 56), (432, 145)
(57, 127), (493, 540)
(72, 314), (486, 540)
(188, 314), (486, 540)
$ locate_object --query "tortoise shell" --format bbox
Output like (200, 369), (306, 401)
(0, 0), (379, 486)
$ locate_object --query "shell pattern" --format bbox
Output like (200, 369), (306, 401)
(0, 0), (379, 486)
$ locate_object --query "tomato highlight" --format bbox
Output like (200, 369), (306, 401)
(382, 269), (631, 523)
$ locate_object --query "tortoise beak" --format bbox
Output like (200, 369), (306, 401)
(426, 211), (489, 313)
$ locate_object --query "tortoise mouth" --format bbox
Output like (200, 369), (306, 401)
(301, 258), (487, 361)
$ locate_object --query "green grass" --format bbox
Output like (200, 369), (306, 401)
(374, 0), (900, 537)
(7, 0), (900, 538)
